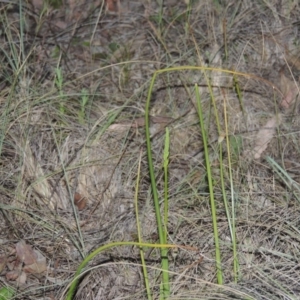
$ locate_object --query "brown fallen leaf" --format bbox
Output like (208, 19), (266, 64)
(74, 192), (87, 210)
(253, 115), (282, 159)
(15, 240), (37, 265)
(23, 250), (47, 274)
(6, 257), (22, 271)
(6, 270), (20, 281)
(6, 269), (27, 284)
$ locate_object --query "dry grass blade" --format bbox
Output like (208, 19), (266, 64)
(15, 240), (37, 265)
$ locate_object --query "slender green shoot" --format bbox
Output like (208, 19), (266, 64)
(194, 84), (223, 284)
(135, 150), (152, 300)
(223, 93), (239, 282)
(223, 19), (228, 62)
(163, 127), (170, 243)
(78, 88), (90, 125)
(233, 75), (245, 114)
(18, 0), (25, 62)
(159, 127), (171, 300)
(145, 71), (170, 298)
(203, 69), (229, 282)
(157, 0), (164, 37)
(184, 0), (192, 35)
(54, 67), (65, 114)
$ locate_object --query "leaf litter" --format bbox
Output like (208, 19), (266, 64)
(3, 240), (47, 285)
(252, 115), (282, 159)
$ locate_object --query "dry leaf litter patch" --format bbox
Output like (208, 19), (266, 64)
(0, 0), (300, 299)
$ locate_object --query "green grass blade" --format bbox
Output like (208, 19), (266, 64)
(145, 73), (170, 298)
(233, 75), (245, 114)
(194, 84), (223, 284)
(163, 127), (170, 242)
(223, 97), (239, 282)
(135, 150), (152, 300)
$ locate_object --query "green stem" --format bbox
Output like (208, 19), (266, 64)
(145, 73), (170, 298)
(195, 84), (223, 284)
